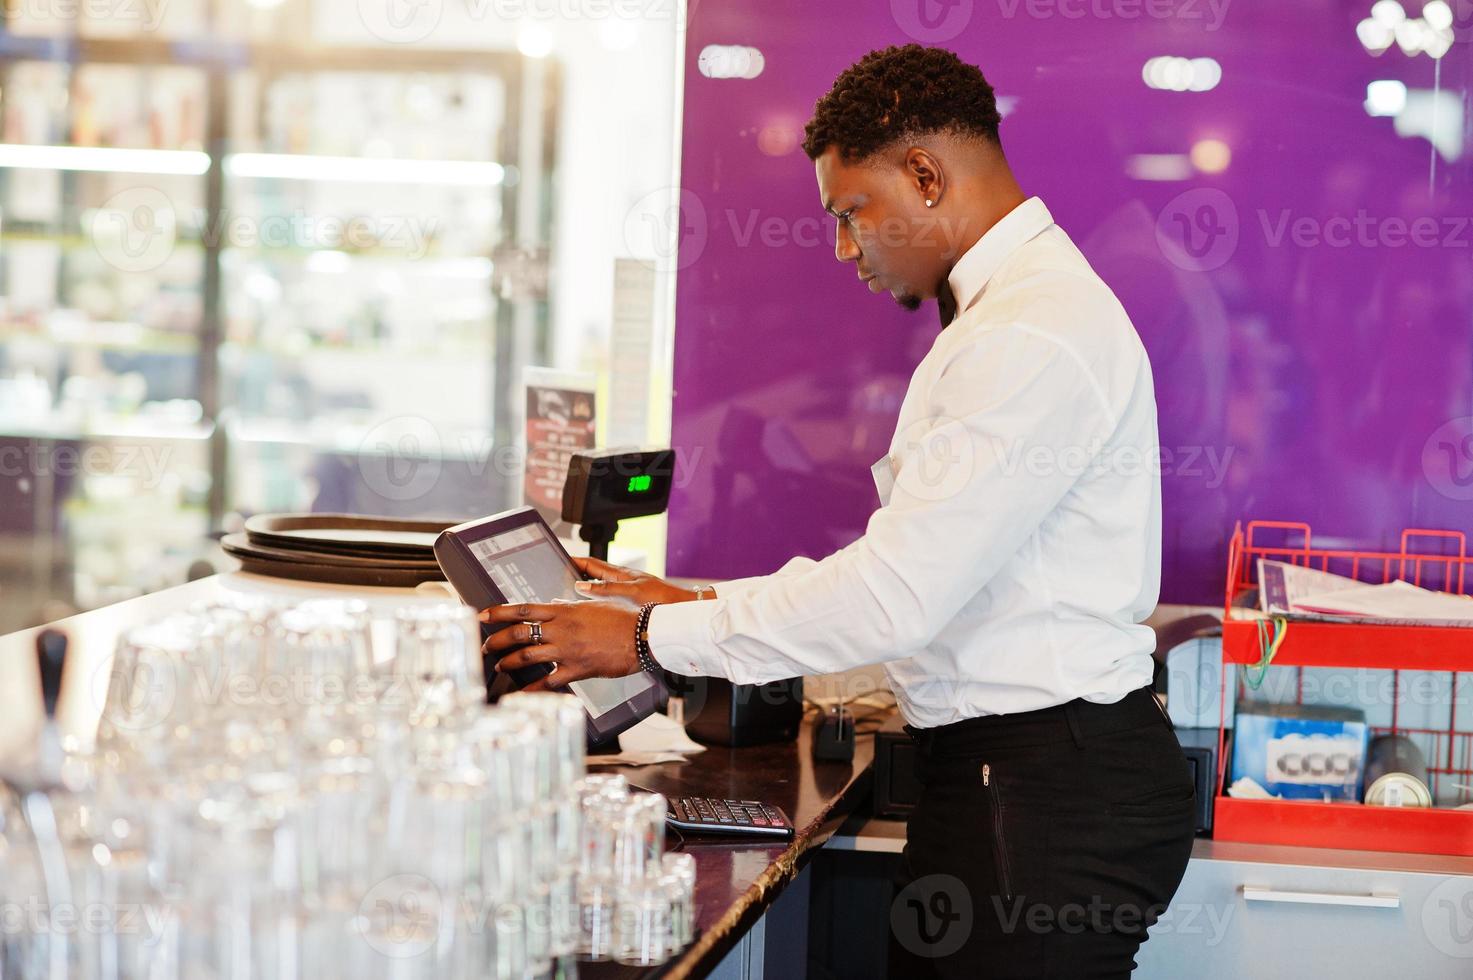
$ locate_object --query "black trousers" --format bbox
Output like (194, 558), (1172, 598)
(887, 687), (1196, 979)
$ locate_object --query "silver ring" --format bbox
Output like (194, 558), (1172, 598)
(526, 621), (544, 645)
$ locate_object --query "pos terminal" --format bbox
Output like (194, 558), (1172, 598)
(434, 506), (665, 745)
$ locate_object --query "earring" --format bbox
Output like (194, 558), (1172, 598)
(925, 199), (935, 208)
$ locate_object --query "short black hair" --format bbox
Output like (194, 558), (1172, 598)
(802, 44), (1002, 162)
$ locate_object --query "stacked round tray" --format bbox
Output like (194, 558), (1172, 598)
(222, 514), (454, 587)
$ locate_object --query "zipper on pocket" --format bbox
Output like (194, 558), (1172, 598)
(981, 763), (1014, 901)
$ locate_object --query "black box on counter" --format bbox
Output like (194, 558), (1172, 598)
(668, 674), (805, 747)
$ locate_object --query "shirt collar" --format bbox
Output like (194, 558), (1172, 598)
(944, 196), (1054, 319)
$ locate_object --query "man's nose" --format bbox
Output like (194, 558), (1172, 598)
(835, 223), (861, 263)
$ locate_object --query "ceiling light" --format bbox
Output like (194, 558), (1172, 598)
(1190, 138), (1232, 173)
(1365, 79), (1409, 116)
(0, 143), (210, 175)
(227, 153), (504, 186)
(1371, 0), (1407, 25)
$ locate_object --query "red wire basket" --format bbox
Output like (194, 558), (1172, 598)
(1216, 520), (1473, 856)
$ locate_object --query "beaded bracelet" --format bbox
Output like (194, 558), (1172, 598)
(634, 601), (661, 673)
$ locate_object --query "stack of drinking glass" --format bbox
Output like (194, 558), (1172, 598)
(0, 596), (697, 979)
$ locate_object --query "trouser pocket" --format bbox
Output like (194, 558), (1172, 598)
(980, 762), (1014, 902)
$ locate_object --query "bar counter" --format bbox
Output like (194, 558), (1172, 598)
(0, 572), (878, 978)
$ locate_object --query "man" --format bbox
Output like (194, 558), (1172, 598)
(485, 44), (1195, 978)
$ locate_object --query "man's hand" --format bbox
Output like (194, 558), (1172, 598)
(571, 556), (701, 606)
(480, 599), (642, 692)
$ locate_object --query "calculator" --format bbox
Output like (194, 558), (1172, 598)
(666, 796), (796, 840)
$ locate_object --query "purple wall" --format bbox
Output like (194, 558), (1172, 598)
(667, 0), (1473, 603)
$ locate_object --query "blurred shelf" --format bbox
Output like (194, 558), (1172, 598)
(1, 229), (206, 252)
(1223, 615), (1473, 672)
(1214, 795), (1473, 857)
(0, 231), (495, 266)
(224, 250), (495, 267)
(0, 324), (197, 353)
(220, 340), (489, 359)
(0, 417), (213, 441)
(226, 418), (490, 462)
(0, 36), (522, 75)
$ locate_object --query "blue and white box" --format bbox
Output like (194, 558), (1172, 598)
(1230, 702), (1369, 801)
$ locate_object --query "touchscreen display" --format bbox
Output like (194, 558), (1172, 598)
(468, 524), (654, 716)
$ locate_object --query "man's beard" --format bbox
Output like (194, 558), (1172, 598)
(896, 293), (922, 312)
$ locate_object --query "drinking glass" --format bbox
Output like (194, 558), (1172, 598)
(614, 878), (673, 966)
(391, 603), (486, 717)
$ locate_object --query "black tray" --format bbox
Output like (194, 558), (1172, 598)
(243, 513), (455, 559)
(222, 534), (446, 587)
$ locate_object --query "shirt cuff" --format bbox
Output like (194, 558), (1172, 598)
(707, 575), (767, 598)
(647, 599), (729, 679)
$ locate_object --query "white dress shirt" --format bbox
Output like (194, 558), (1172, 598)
(649, 197), (1162, 728)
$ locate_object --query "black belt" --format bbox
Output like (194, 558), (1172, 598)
(905, 686), (1169, 759)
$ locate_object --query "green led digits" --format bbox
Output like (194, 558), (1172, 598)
(628, 474), (653, 493)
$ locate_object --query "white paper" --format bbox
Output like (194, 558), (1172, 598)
(1257, 558), (1473, 627)
(1294, 579), (1473, 624)
(871, 455), (896, 507)
(617, 711), (706, 756)
(608, 259), (657, 447)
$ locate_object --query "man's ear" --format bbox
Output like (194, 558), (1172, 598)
(905, 147), (945, 208)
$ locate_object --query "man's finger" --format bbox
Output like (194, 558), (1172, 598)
(525, 663), (586, 692)
(573, 579), (641, 600)
(482, 622), (552, 655)
(494, 644), (562, 674)
(572, 556), (639, 583)
(479, 602), (558, 625)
